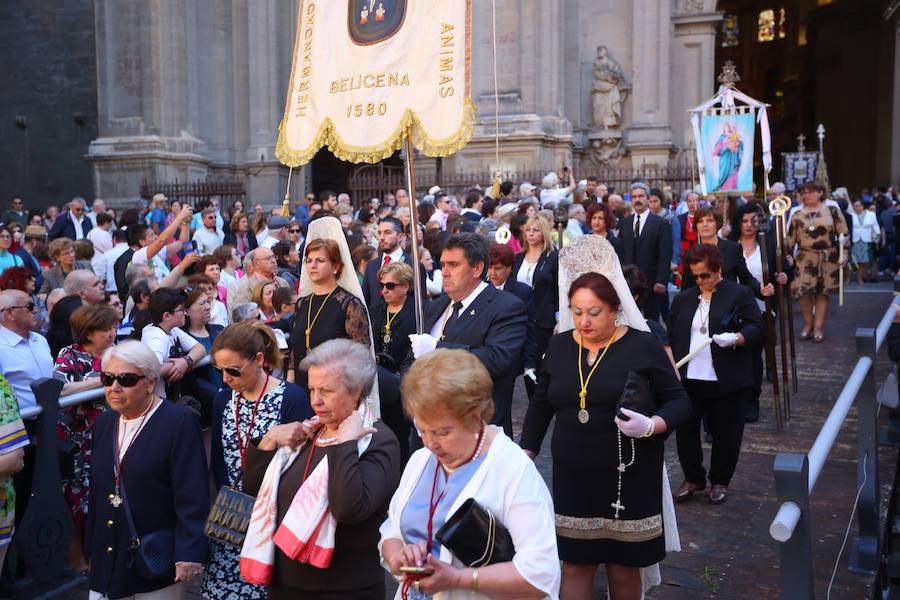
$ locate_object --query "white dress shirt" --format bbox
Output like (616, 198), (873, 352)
(0, 325), (54, 413)
(428, 281), (488, 339)
(686, 297), (718, 382)
(71, 214), (86, 240)
(744, 245), (765, 312)
(140, 325), (200, 399)
(193, 227), (225, 255)
(104, 243), (130, 292)
(516, 257), (537, 288)
(632, 209), (649, 237)
(87, 227), (113, 254)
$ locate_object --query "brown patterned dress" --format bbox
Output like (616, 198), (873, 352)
(787, 205), (848, 298)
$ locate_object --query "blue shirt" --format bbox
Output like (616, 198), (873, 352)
(147, 207), (167, 231)
(399, 452), (487, 557)
(0, 251), (23, 277)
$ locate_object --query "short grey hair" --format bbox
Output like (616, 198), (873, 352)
(568, 204), (585, 217)
(771, 182), (786, 194)
(232, 302), (260, 323)
(630, 181), (651, 195)
(242, 250), (256, 272)
(70, 197), (86, 208)
(124, 263), (152, 286)
(63, 269), (96, 295)
(102, 340), (161, 381)
(541, 172), (560, 189)
(300, 339), (376, 398)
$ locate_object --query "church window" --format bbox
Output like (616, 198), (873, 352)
(757, 9), (776, 43)
(721, 14), (740, 48)
(778, 8), (787, 39)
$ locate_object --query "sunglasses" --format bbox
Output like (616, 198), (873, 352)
(380, 282), (400, 290)
(99, 372), (146, 387)
(213, 357), (254, 378)
(289, 229), (301, 233)
(695, 272), (713, 280)
(4, 302), (35, 312)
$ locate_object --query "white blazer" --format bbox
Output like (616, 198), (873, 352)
(379, 428), (561, 600)
(851, 210), (881, 244)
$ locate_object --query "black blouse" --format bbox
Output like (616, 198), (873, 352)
(370, 295), (417, 373)
(291, 286), (371, 393)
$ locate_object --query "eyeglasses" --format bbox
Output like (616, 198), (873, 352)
(288, 229), (301, 233)
(695, 272), (713, 280)
(380, 282), (399, 290)
(213, 357), (254, 378)
(99, 372), (146, 387)
(4, 302), (35, 312)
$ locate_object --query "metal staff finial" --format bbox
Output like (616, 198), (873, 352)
(717, 60), (741, 88)
(796, 133), (806, 152)
(815, 123), (831, 196)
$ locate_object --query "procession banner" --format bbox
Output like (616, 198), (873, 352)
(276, 0), (476, 166)
(698, 108), (756, 194)
(781, 151), (819, 192)
(690, 85), (772, 195)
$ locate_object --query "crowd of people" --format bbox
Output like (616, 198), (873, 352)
(0, 173), (889, 600)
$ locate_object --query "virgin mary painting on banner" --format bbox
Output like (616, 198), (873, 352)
(699, 110), (755, 194)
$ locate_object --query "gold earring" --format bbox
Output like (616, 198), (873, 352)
(614, 318), (621, 327)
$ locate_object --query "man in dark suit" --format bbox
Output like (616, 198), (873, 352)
(48, 197), (93, 241)
(617, 182), (672, 321)
(405, 233), (527, 436)
(362, 217), (421, 308)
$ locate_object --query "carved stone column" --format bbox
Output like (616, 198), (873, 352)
(88, 0), (209, 203)
(626, 0), (674, 167)
(671, 1), (724, 155)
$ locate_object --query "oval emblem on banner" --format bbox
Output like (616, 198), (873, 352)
(349, 0), (407, 45)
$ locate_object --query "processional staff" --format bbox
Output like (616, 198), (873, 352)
(753, 207), (784, 431)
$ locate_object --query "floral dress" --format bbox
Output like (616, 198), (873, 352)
(53, 344), (103, 526)
(0, 376), (29, 548)
(201, 380), (289, 600)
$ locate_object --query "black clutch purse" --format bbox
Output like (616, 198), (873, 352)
(435, 498), (514, 567)
(615, 371), (655, 420)
(204, 478), (256, 548)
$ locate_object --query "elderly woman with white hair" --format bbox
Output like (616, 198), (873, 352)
(240, 339), (400, 600)
(539, 167), (576, 209)
(86, 341), (209, 600)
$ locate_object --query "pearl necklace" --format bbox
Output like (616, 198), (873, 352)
(315, 434), (340, 447)
(612, 432), (636, 520)
(441, 425), (487, 476)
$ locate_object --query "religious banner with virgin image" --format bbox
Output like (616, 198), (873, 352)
(689, 62), (772, 196)
(698, 108), (756, 194)
(276, 0), (476, 166)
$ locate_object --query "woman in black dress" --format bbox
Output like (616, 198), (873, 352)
(679, 207), (763, 295)
(370, 261), (417, 462)
(521, 267), (690, 599)
(291, 237), (370, 398)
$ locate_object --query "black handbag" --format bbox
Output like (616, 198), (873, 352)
(119, 477), (176, 579)
(204, 476), (255, 548)
(615, 371), (655, 420)
(435, 498), (514, 567)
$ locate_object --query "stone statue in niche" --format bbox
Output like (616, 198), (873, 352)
(591, 46), (630, 130)
(589, 136), (626, 167)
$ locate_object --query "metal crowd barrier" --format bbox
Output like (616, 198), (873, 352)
(769, 282), (899, 599)
(11, 355), (212, 599)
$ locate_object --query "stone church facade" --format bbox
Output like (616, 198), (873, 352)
(86, 0), (724, 204)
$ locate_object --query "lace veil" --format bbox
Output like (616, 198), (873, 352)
(299, 216), (380, 419)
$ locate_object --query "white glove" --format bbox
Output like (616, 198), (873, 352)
(614, 408), (654, 438)
(524, 368), (537, 384)
(712, 332), (739, 348)
(409, 333), (438, 358)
